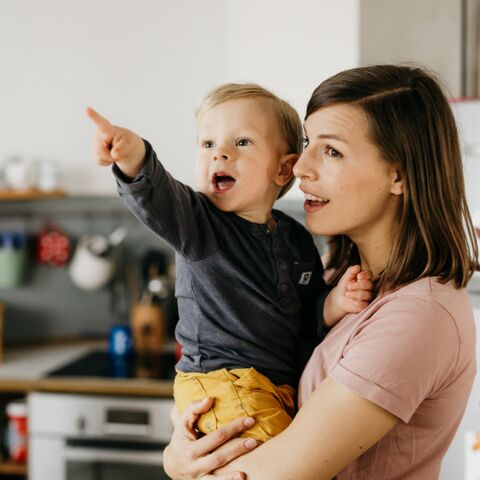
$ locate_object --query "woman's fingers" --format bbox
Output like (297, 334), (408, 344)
(175, 397), (215, 440)
(201, 472), (245, 480)
(165, 405), (256, 480)
(193, 416), (256, 456)
(194, 436), (257, 477)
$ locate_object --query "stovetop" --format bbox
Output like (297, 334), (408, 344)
(46, 350), (177, 380)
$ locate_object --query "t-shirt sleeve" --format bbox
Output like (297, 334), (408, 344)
(330, 296), (460, 423)
(113, 140), (219, 260)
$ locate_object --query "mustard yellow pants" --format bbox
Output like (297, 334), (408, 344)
(174, 368), (296, 442)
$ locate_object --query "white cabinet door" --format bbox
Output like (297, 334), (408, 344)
(359, 0), (463, 98)
(440, 306), (480, 480)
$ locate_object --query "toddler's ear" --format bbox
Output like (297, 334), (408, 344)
(275, 153), (298, 186)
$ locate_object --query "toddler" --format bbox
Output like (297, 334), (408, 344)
(86, 83), (372, 442)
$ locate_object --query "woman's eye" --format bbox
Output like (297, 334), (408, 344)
(303, 137), (309, 148)
(236, 138), (251, 147)
(203, 140), (214, 149)
(326, 146), (341, 158)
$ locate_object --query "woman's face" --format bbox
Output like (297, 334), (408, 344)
(294, 103), (402, 242)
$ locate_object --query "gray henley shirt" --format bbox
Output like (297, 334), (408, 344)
(114, 141), (328, 386)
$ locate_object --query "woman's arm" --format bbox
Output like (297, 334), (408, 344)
(215, 376), (398, 479)
(165, 377), (398, 480)
(163, 397), (259, 480)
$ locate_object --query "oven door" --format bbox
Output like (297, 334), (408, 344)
(30, 436), (170, 480)
(65, 437), (170, 480)
(28, 392), (175, 480)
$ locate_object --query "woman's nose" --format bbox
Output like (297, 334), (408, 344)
(293, 152), (312, 179)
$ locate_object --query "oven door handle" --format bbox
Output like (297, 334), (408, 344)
(103, 422), (152, 437)
(64, 446), (164, 465)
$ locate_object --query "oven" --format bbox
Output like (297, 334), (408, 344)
(28, 392), (174, 480)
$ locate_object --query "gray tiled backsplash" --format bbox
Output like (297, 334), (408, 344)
(0, 196), (320, 344)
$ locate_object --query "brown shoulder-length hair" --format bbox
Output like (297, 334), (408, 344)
(306, 65), (479, 291)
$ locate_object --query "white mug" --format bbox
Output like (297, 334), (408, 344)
(3, 157), (35, 191)
(68, 235), (115, 291)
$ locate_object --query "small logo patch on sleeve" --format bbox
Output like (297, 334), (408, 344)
(298, 271), (312, 285)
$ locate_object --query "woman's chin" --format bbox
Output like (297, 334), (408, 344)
(306, 217), (334, 236)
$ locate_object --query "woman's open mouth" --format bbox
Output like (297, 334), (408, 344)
(303, 192), (330, 212)
(212, 172), (236, 193)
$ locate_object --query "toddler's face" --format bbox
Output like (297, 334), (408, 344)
(195, 98), (287, 222)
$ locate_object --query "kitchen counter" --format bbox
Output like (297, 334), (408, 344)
(1, 291), (479, 399)
(0, 340), (174, 397)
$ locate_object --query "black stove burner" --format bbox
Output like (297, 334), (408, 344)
(47, 350), (177, 380)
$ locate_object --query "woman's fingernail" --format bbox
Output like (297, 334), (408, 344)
(243, 417), (255, 427)
(233, 474), (243, 480)
(244, 438), (257, 449)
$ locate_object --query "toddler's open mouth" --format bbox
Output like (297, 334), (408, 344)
(212, 172), (236, 192)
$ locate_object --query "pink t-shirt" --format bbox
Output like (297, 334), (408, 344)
(298, 277), (476, 480)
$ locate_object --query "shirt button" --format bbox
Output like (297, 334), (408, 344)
(280, 283), (288, 292)
(280, 262), (288, 271)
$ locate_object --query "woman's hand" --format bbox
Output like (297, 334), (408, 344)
(164, 397), (259, 480)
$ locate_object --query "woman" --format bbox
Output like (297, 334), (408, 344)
(163, 65), (479, 480)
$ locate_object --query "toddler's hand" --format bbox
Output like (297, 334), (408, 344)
(323, 265), (373, 327)
(86, 107), (146, 178)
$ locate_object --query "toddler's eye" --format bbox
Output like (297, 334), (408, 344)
(236, 138), (252, 147)
(203, 140), (214, 149)
(303, 137), (309, 148)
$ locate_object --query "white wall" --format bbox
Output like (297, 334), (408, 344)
(359, 0), (463, 98)
(0, 0), (359, 195)
(224, 0), (359, 199)
(0, 0), (228, 194)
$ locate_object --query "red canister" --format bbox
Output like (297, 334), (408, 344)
(6, 400), (27, 463)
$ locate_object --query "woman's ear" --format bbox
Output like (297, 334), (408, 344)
(275, 153), (298, 187)
(390, 168), (404, 196)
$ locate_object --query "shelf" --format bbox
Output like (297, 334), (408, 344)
(0, 461), (26, 475)
(0, 189), (66, 201)
(0, 195), (135, 219)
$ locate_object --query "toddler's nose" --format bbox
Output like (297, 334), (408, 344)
(214, 150), (229, 161)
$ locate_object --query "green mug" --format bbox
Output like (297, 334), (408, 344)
(0, 247), (26, 288)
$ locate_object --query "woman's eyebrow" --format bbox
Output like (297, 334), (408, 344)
(316, 133), (348, 144)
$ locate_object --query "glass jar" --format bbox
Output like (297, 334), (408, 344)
(6, 399), (27, 463)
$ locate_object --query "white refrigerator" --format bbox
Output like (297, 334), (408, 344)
(440, 99), (480, 480)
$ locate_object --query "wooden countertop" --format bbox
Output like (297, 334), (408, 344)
(0, 340), (173, 397)
(1, 293), (478, 398)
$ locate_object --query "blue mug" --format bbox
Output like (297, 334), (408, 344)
(108, 324), (133, 357)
